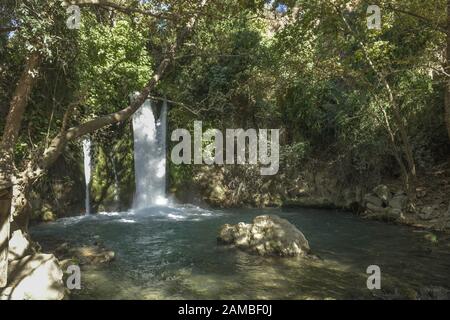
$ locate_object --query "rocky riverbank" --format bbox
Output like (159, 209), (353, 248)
(0, 230), (66, 300)
(172, 161), (450, 233)
(0, 230), (115, 300)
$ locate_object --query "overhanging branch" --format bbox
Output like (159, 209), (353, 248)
(0, 26), (17, 34)
(62, 0), (176, 20)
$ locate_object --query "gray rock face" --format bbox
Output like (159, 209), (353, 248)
(364, 194), (383, 207)
(1, 254), (65, 300)
(389, 194), (407, 210)
(373, 185), (391, 204)
(419, 206), (439, 221)
(218, 215), (310, 257)
(366, 202), (385, 213)
(8, 230), (31, 262)
(386, 208), (404, 220)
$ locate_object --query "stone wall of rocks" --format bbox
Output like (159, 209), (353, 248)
(362, 184), (450, 230)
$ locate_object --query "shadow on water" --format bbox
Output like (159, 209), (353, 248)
(31, 205), (450, 300)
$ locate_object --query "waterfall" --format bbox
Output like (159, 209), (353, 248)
(111, 155), (120, 205)
(132, 98), (168, 209)
(82, 138), (92, 215)
(157, 99), (168, 193)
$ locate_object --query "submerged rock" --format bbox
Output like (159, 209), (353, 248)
(1, 254), (65, 300)
(417, 286), (450, 300)
(72, 246), (115, 265)
(55, 242), (115, 265)
(218, 215), (310, 257)
(424, 233), (439, 244)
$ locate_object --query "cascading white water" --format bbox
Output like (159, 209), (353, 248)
(132, 98), (168, 209)
(157, 99), (168, 193)
(111, 156), (120, 205)
(82, 138), (92, 215)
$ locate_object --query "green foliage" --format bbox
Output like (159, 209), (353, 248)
(77, 14), (153, 119)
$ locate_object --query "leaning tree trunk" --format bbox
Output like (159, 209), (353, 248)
(0, 52), (40, 288)
(9, 175), (32, 235)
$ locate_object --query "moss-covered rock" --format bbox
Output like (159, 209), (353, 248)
(42, 209), (56, 222)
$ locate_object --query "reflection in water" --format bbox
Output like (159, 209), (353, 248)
(31, 206), (450, 300)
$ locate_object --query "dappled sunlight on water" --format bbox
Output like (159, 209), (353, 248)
(31, 206), (450, 300)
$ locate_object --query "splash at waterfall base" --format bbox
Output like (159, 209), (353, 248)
(171, 121), (280, 176)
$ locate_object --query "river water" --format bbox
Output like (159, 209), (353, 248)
(31, 205), (450, 299)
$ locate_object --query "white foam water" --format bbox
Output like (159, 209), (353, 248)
(132, 98), (168, 209)
(82, 138), (92, 215)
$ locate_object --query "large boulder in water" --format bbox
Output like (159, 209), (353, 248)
(0, 254), (65, 300)
(218, 215), (310, 257)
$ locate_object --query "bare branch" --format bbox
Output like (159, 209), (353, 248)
(148, 95), (200, 116)
(0, 26), (17, 34)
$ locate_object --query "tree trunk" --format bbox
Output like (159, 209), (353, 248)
(0, 188), (11, 288)
(10, 177), (32, 234)
(1, 52), (40, 150)
(385, 82), (416, 195)
(0, 52), (40, 288)
(0, 52), (40, 190)
(445, 0), (450, 142)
